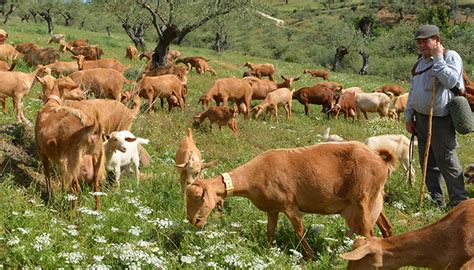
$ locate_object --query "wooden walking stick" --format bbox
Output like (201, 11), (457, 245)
(418, 78), (437, 210)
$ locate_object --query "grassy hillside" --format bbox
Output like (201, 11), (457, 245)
(0, 18), (473, 268)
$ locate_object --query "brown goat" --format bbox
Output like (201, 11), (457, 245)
(35, 78), (104, 210)
(176, 57), (216, 75)
(314, 81), (344, 92)
(388, 93), (408, 121)
(15, 42), (41, 54)
(244, 75), (299, 100)
(0, 44), (20, 62)
(136, 74), (186, 112)
(67, 39), (89, 47)
(293, 86), (335, 116)
(186, 142), (396, 258)
(175, 128), (217, 194)
(303, 69), (329, 80)
(198, 77), (252, 119)
(374, 84), (406, 97)
(125, 45), (138, 60)
(142, 64), (189, 84)
(24, 47), (62, 67)
(73, 55), (127, 73)
(330, 91), (357, 121)
(193, 105), (238, 133)
(341, 199), (474, 269)
(0, 66), (50, 123)
(244, 62), (276, 81)
(62, 43), (104, 60)
(69, 68), (132, 100)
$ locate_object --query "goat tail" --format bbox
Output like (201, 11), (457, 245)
(186, 127), (193, 140)
(374, 147), (398, 175)
(136, 138), (149, 145)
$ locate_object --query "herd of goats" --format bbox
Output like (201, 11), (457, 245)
(1, 32), (474, 268)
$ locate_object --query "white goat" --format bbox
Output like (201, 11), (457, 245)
(364, 134), (415, 184)
(322, 127), (344, 142)
(104, 130), (149, 188)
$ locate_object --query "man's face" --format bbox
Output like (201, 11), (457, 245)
(416, 36), (439, 58)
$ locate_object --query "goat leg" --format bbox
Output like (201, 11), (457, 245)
(267, 212), (279, 246)
(284, 208), (315, 259)
(376, 211), (392, 238)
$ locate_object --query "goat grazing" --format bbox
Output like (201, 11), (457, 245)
(186, 142), (396, 257)
(193, 105), (238, 134)
(340, 199), (474, 269)
(303, 69), (329, 80)
(244, 62), (276, 81)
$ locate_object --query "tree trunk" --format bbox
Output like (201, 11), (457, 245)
(121, 21), (147, 53)
(21, 14), (30, 23)
(3, 4), (16, 25)
(39, 9), (54, 35)
(29, 9), (38, 23)
(80, 19), (85, 29)
(332, 46), (348, 71)
(358, 51), (369, 75)
(152, 25), (180, 68)
(212, 32), (227, 52)
(61, 12), (73, 27)
(106, 26), (112, 37)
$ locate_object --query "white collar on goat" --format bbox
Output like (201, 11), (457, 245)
(46, 95), (62, 105)
(221, 172), (234, 197)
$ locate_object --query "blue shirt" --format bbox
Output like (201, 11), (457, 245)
(405, 50), (465, 122)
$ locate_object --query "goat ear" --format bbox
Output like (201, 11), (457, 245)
(124, 137), (137, 143)
(102, 134), (111, 141)
(294, 77), (300, 81)
(202, 188), (216, 208)
(201, 160), (217, 169)
(339, 242), (374, 261)
(175, 163), (187, 168)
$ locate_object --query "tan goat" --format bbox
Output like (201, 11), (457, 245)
(47, 34), (65, 44)
(35, 77), (104, 210)
(303, 69), (329, 80)
(175, 128), (217, 194)
(125, 45), (138, 60)
(24, 47), (63, 67)
(252, 87), (294, 120)
(15, 42), (41, 54)
(340, 199), (474, 269)
(142, 63), (189, 84)
(315, 81), (344, 92)
(67, 39), (89, 47)
(0, 66), (50, 123)
(244, 62), (276, 81)
(44, 59), (80, 77)
(0, 59), (16, 71)
(176, 57), (216, 75)
(193, 105), (238, 134)
(387, 93), (408, 121)
(244, 75), (299, 100)
(0, 44), (20, 62)
(69, 68), (133, 100)
(186, 142), (396, 258)
(355, 92), (392, 120)
(136, 74), (186, 112)
(61, 43), (104, 60)
(198, 77), (252, 119)
(374, 84), (406, 97)
(73, 55), (127, 73)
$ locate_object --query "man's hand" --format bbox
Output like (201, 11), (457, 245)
(406, 121), (416, 134)
(430, 41), (444, 57)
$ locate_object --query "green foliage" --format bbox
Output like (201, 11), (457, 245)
(417, 4), (451, 31)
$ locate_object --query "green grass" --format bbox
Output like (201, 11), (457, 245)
(0, 18), (473, 268)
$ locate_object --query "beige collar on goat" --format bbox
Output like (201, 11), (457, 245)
(221, 172), (234, 197)
(47, 95), (62, 105)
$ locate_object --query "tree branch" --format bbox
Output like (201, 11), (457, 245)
(179, 7), (234, 39)
(168, 0), (173, 24)
(138, 0), (166, 38)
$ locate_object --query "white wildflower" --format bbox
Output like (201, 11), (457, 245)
(289, 249), (303, 264)
(128, 226), (142, 236)
(16, 227), (30, 235)
(59, 251), (86, 264)
(207, 261), (218, 269)
(65, 194), (78, 201)
(88, 263), (110, 270)
(393, 201), (406, 211)
(33, 233), (51, 251)
(149, 218), (174, 229)
(256, 219), (267, 224)
(230, 222), (242, 228)
(90, 191), (107, 196)
(78, 207), (102, 216)
(93, 255), (104, 262)
(65, 225), (79, 236)
(95, 236), (107, 243)
(180, 255), (196, 264)
(111, 227), (119, 232)
(108, 207), (120, 212)
(7, 236), (20, 246)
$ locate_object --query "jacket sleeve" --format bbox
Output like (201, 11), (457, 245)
(432, 51), (463, 90)
(405, 78), (415, 123)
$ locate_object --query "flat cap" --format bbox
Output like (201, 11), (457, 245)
(0, 29), (7, 37)
(415, 25), (439, 39)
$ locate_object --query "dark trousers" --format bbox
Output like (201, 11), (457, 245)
(415, 112), (468, 206)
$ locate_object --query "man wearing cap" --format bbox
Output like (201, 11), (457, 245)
(405, 24), (467, 208)
(0, 29), (7, 45)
